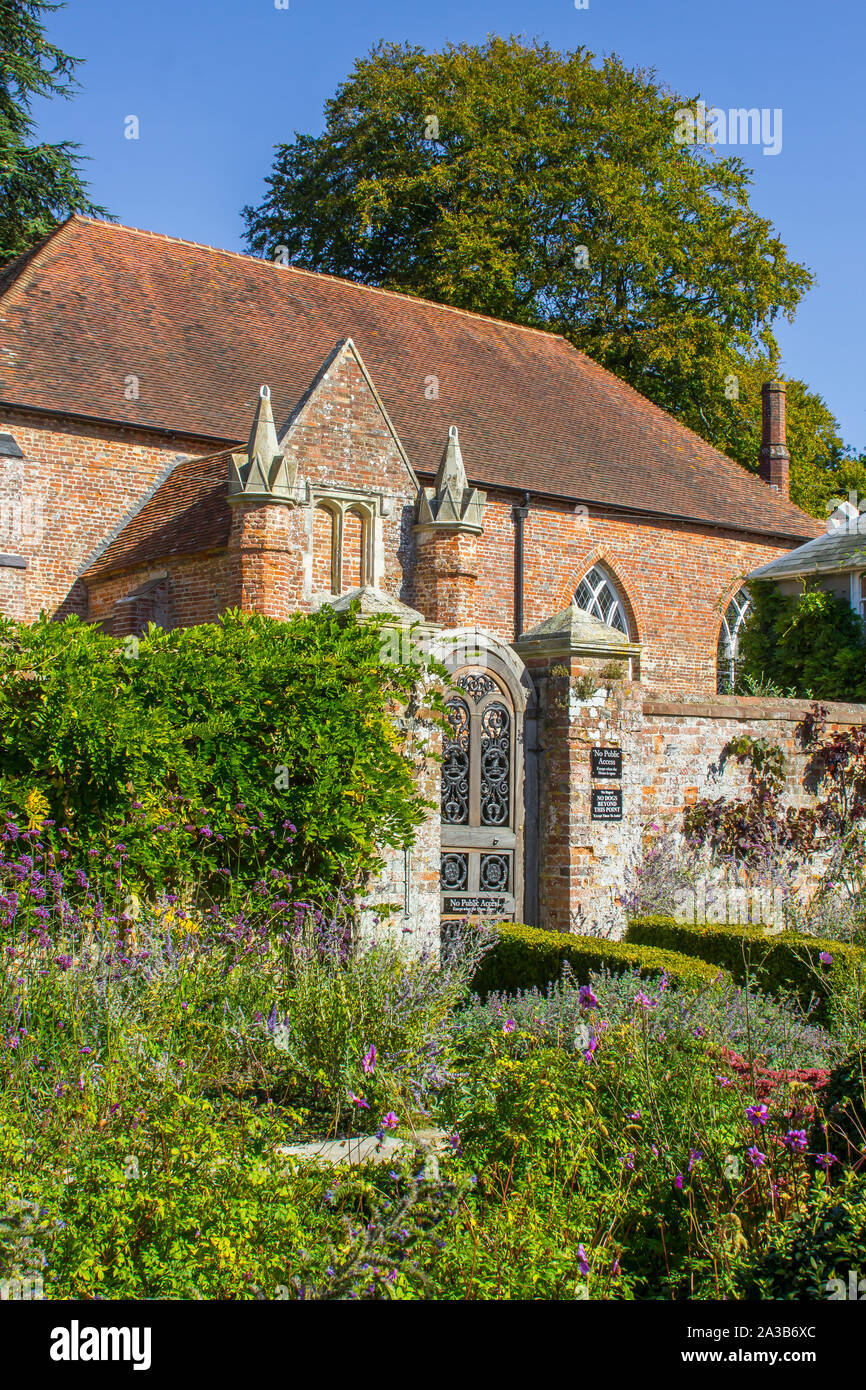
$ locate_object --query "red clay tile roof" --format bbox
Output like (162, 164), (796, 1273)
(1, 216), (817, 545)
(83, 448), (233, 580)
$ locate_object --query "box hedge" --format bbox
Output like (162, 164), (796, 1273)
(471, 922), (726, 997)
(626, 915), (864, 1019)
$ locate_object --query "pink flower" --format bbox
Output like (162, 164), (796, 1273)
(348, 1092), (370, 1109)
(503, 1019), (516, 1035)
(381, 1112), (398, 1130)
(362, 1044), (376, 1075)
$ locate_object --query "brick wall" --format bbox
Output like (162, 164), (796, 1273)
(87, 550), (238, 633)
(1, 392), (803, 697)
(472, 494), (800, 695)
(529, 681), (866, 934)
(0, 408), (222, 622)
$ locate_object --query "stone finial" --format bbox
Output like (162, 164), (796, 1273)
(228, 385), (298, 504)
(416, 426), (486, 532)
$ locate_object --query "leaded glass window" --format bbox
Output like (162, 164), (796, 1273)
(717, 587), (752, 693)
(575, 565), (629, 633)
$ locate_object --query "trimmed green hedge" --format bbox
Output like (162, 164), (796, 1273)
(471, 922), (726, 997)
(626, 915), (864, 1019)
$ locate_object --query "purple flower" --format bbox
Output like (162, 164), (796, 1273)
(688, 1149), (703, 1172)
(626, 1110), (641, 1121)
(674, 1173), (684, 1190)
(582, 1035), (598, 1064)
(815, 1152), (838, 1170)
(578, 985), (599, 1011)
(747, 1146), (767, 1168)
(381, 1112), (398, 1130)
(362, 1044), (376, 1075)
(348, 1092), (370, 1109)
(782, 1129), (807, 1154)
(819, 951), (833, 965)
(746, 1103), (769, 1127)
(502, 1019), (516, 1035)
(634, 991), (657, 1010)
(576, 1244), (589, 1275)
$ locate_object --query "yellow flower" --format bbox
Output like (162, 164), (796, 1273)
(24, 787), (50, 829)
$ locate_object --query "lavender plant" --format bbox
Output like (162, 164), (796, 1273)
(458, 962), (837, 1069)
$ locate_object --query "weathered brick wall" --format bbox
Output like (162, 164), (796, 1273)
(359, 706), (443, 956)
(277, 348), (418, 606)
(472, 494), (803, 695)
(228, 501), (307, 622)
(87, 551), (239, 633)
(0, 409), (222, 622)
(0, 561), (27, 622)
(411, 528), (479, 627)
(530, 684), (866, 935)
(1, 393), (804, 698)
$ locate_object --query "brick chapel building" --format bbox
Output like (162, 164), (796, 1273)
(0, 217), (821, 935)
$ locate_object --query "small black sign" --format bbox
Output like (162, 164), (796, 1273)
(444, 895), (506, 913)
(591, 787), (623, 821)
(591, 747), (622, 780)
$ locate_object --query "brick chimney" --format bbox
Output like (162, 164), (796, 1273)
(758, 380), (790, 498)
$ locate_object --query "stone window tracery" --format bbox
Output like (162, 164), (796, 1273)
(575, 564), (629, 634)
(310, 496), (375, 595)
(717, 586), (752, 693)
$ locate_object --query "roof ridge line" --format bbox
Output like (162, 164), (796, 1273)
(63, 216), (574, 344)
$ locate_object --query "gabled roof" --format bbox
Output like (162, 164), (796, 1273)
(0, 216), (817, 542)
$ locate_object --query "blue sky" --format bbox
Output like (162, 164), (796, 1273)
(32, 0), (865, 450)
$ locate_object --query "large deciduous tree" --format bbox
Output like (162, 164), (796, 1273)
(0, 0), (108, 266)
(243, 36), (845, 514)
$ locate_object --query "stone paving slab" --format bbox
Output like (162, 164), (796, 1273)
(275, 1128), (448, 1179)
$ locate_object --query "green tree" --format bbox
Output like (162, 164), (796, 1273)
(0, 0), (108, 266)
(243, 36), (815, 474)
(738, 580), (866, 702)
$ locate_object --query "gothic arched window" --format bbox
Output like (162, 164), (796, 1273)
(575, 565), (629, 634)
(717, 586), (752, 693)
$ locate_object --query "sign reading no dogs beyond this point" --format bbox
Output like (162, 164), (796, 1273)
(591, 787), (623, 821)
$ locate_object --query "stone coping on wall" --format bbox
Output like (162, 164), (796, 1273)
(642, 692), (866, 724)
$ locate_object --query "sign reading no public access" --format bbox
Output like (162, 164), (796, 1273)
(443, 895), (506, 913)
(591, 787), (623, 821)
(591, 747), (622, 780)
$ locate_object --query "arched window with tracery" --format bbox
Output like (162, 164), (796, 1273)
(717, 586), (752, 693)
(574, 564), (630, 634)
(440, 669), (520, 920)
